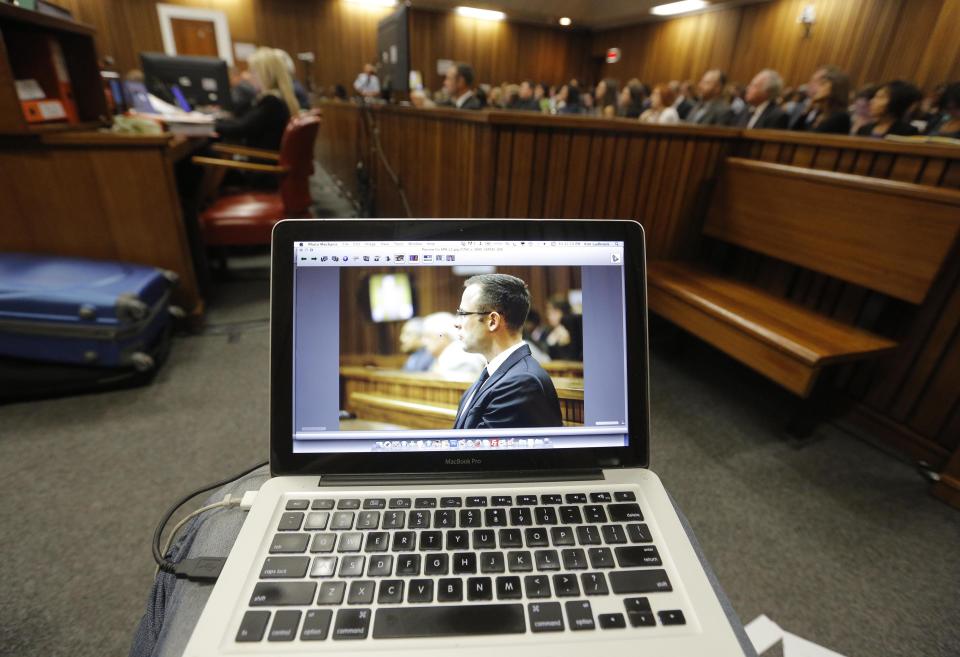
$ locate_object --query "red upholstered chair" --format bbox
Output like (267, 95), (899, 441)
(192, 112), (322, 246)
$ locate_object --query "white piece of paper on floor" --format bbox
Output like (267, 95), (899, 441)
(782, 632), (848, 657)
(745, 615), (849, 657)
(745, 614), (784, 654)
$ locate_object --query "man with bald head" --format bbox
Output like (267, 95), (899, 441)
(688, 69), (733, 126)
(739, 69), (788, 129)
(452, 274), (562, 430)
(422, 312), (485, 377)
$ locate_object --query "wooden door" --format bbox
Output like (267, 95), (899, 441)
(170, 18), (218, 57)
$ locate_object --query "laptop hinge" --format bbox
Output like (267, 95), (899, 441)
(317, 469), (604, 487)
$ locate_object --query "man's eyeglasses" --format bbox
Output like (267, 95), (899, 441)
(455, 308), (491, 317)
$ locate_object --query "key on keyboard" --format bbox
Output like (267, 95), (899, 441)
(241, 490), (686, 644)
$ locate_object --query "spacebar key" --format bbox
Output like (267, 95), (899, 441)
(373, 604), (526, 638)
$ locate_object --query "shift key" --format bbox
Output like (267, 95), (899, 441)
(608, 569), (672, 594)
(250, 582), (317, 606)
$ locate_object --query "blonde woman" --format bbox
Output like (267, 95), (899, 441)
(215, 47), (300, 150)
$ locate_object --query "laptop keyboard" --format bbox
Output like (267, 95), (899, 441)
(236, 490), (689, 643)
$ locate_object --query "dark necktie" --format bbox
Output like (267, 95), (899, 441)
(456, 368), (490, 428)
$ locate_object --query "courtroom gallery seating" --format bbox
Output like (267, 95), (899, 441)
(340, 362), (584, 429)
(647, 157), (960, 408)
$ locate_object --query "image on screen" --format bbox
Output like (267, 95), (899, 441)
(368, 273), (414, 322)
(292, 241), (629, 454)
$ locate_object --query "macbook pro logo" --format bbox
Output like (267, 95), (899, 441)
(445, 458), (482, 466)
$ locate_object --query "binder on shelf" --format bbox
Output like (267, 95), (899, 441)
(12, 35), (78, 125)
(47, 37), (78, 123)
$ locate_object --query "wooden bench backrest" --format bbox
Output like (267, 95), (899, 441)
(704, 158), (960, 304)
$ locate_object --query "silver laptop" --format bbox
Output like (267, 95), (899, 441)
(184, 219), (745, 656)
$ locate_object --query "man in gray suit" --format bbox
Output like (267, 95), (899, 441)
(687, 69), (733, 126)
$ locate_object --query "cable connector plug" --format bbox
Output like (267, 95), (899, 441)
(239, 490), (258, 510)
(173, 557), (227, 582)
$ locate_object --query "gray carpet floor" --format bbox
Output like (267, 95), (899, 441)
(1, 168), (957, 657)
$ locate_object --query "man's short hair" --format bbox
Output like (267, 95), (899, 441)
(464, 274), (530, 332)
(457, 63), (475, 88)
(707, 69), (728, 87)
(758, 68), (783, 99)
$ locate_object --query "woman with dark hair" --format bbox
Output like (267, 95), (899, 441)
(849, 84), (878, 135)
(928, 82), (960, 138)
(538, 296), (583, 361)
(557, 84), (583, 114)
(595, 78), (619, 117)
(618, 82), (645, 118)
(794, 67), (851, 134)
(856, 80), (922, 137)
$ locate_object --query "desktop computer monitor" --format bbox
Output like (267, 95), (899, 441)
(140, 52), (232, 111)
(376, 6), (410, 95)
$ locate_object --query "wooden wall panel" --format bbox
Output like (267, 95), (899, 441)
(593, 8), (741, 87)
(314, 100), (361, 203)
(490, 121), (734, 259)
(59, 0), (589, 95)
(727, 0), (904, 89)
(408, 8), (592, 91)
(60, 0), (258, 74)
(592, 0), (959, 91)
(906, 0), (960, 90)
(61, 0), (956, 96)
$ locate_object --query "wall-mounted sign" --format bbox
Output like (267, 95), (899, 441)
(437, 58), (454, 75)
(606, 47), (621, 64)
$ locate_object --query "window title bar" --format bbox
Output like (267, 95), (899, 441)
(295, 241), (624, 267)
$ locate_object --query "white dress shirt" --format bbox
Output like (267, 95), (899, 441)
(432, 341), (485, 378)
(459, 340), (526, 414)
(747, 100), (770, 129)
(353, 73), (380, 95)
(455, 90), (475, 108)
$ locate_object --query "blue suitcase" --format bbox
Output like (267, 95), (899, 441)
(0, 253), (178, 370)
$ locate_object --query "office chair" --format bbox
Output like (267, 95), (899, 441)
(192, 112), (322, 248)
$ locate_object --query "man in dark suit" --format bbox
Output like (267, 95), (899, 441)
(738, 69), (789, 129)
(513, 80), (541, 111)
(687, 69), (734, 126)
(443, 63), (483, 110)
(452, 274), (563, 430)
(672, 80), (695, 120)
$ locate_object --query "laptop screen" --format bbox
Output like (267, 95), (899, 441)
(291, 239), (629, 454)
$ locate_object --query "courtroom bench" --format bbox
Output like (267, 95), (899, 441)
(340, 354), (584, 379)
(340, 366), (584, 428)
(647, 157), (960, 404)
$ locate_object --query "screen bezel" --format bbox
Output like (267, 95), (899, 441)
(270, 219), (649, 476)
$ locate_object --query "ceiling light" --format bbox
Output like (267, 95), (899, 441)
(455, 6), (506, 20)
(651, 0), (708, 16)
(559, 17), (572, 26)
(344, 0), (397, 7)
